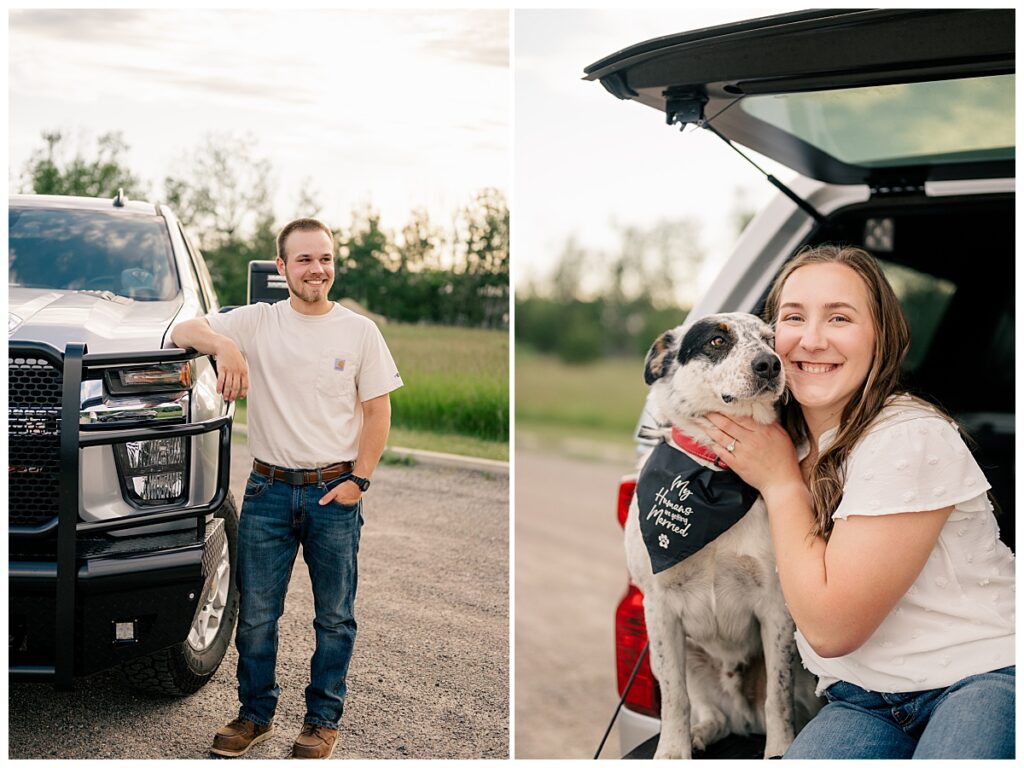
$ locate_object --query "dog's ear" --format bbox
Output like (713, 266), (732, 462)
(644, 330), (676, 385)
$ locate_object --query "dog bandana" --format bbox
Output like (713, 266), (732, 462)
(637, 440), (760, 574)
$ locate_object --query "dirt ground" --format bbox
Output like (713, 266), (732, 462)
(514, 447), (637, 759)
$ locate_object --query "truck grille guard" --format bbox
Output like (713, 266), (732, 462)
(9, 341), (233, 689)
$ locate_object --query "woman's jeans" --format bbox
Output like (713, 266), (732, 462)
(784, 666), (1015, 759)
(234, 470), (363, 729)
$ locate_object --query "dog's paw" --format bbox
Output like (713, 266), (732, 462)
(763, 734), (793, 760)
(654, 734), (692, 760)
(654, 744), (693, 760)
(691, 717), (728, 753)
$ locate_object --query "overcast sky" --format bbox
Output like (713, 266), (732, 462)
(515, 9), (796, 301)
(9, 9), (508, 235)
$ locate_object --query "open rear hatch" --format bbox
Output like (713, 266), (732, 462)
(584, 9), (1014, 188)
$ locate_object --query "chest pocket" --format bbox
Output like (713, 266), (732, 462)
(316, 351), (358, 398)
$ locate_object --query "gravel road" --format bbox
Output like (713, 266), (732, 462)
(9, 436), (509, 759)
(514, 447), (636, 759)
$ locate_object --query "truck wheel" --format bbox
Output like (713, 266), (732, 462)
(121, 494), (240, 696)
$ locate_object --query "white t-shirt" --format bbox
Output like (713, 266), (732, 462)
(206, 300), (403, 469)
(794, 396), (1015, 695)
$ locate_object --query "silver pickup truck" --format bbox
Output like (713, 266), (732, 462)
(9, 192), (237, 695)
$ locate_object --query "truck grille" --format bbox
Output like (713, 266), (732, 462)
(9, 354), (63, 527)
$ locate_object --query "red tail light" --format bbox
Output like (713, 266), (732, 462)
(615, 475), (659, 716)
(614, 583), (661, 718)
(617, 475), (637, 528)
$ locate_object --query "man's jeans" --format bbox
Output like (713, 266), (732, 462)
(784, 666), (1015, 759)
(234, 469), (363, 729)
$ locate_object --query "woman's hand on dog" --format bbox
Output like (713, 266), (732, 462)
(703, 412), (803, 495)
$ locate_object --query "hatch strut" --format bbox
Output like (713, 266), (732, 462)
(665, 90), (825, 225)
(704, 123), (825, 224)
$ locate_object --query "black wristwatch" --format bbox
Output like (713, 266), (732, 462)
(346, 474), (371, 492)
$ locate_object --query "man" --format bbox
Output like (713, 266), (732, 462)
(171, 218), (402, 759)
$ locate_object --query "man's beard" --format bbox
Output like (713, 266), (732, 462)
(286, 273), (333, 303)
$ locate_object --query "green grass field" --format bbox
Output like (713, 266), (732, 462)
(386, 426), (508, 461)
(382, 323), (508, 442)
(515, 349), (648, 452)
(232, 323), (509, 460)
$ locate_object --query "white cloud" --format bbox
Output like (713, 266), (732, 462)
(9, 9), (508, 233)
(514, 9), (794, 299)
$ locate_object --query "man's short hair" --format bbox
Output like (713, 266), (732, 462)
(277, 218), (334, 262)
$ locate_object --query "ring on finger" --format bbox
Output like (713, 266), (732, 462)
(726, 439), (737, 453)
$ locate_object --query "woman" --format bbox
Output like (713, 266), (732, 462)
(703, 245), (1014, 759)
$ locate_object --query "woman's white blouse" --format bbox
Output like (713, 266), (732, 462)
(794, 397), (1015, 696)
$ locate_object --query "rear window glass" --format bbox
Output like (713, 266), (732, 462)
(739, 74), (1014, 168)
(8, 207), (179, 300)
(876, 259), (957, 373)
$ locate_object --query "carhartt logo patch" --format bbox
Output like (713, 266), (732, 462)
(334, 359), (346, 371)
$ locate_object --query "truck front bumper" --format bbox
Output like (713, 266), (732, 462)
(10, 519), (226, 679)
(9, 341), (232, 688)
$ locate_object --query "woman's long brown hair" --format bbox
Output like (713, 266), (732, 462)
(763, 244), (914, 540)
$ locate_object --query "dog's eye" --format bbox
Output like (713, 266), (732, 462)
(708, 336), (725, 348)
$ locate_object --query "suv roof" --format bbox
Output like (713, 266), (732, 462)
(584, 9), (1014, 186)
(10, 193), (159, 215)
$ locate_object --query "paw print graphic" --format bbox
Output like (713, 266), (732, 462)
(658, 534), (670, 549)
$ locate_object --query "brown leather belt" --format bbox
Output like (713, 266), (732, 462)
(253, 459), (353, 486)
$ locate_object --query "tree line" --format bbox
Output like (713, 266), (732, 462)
(516, 221), (705, 363)
(18, 131), (508, 328)
(517, 204), (757, 364)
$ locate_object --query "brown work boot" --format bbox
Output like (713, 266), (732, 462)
(209, 717), (275, 757)
(291, 723), (339, 759)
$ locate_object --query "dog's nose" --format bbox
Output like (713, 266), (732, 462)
(753, 353), (782, 380)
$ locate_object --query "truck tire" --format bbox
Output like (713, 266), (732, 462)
(121, 494), (240, 696)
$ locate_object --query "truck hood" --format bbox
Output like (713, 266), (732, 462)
(9, 287), (183, 355)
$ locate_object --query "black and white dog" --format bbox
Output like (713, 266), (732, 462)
(625, 313), (819, 759)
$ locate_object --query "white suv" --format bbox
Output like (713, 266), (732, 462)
(584, 9), (1014, 757)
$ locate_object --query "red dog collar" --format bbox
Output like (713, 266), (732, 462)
(671, 426), (728, 470)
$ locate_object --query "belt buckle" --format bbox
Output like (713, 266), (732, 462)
(262, 461), (276, 485)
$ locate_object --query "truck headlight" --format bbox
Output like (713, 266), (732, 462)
(113, 437), (187, 505)
(105, 361), (194, 396)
